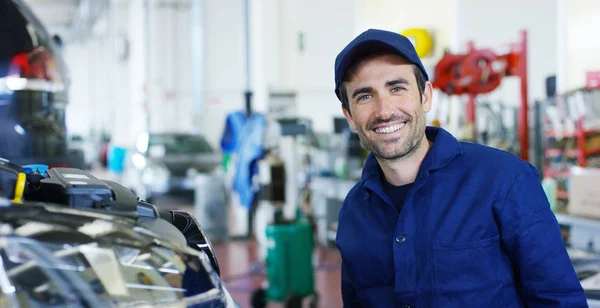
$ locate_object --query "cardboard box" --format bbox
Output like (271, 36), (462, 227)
(568, 167), (600, 219)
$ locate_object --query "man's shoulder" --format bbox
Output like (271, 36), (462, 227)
(458, 141), (535, 177)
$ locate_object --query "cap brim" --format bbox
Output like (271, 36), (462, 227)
(335, 39), (417, 100)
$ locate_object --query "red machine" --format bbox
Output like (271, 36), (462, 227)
(432, 31), (529, 161)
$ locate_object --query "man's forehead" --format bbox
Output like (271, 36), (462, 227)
(347, 60), (416, 87)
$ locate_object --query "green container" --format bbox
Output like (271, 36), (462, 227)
(265, 219), (315, 301)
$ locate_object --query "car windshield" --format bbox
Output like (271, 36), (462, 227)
(148, 134), (214, 155)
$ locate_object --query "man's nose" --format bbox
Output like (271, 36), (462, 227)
(373, 95), (395, 120)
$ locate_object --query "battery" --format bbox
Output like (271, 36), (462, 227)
(29, 168), (116, 210)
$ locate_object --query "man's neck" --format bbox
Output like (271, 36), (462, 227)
(376, 136), (431, 186)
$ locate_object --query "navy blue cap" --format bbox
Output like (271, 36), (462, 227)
(334, 29), (429, 101)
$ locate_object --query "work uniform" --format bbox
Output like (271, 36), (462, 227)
(335, 126), (587, 307)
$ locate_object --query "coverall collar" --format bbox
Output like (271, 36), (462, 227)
(360, 126), (464, 195)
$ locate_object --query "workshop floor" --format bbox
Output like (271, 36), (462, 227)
(215, 240), (343, 308)
(151, 193), (344, 308)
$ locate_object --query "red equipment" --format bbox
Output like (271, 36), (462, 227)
(432, 31), (529, 161)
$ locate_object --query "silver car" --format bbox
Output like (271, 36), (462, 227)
(123, 133), (222, 202)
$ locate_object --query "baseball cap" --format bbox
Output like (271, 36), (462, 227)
(334, 28), (429, 101)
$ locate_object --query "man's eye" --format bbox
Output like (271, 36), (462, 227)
(357, 94), (372, 101)
(391, 86), (405, 92)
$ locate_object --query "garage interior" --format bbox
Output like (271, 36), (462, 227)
(2, 0), (600, 307)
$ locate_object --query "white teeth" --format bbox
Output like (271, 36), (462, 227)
(375, 123), (406, 134)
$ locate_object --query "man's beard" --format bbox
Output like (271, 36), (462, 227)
(356, 112), (426, 160)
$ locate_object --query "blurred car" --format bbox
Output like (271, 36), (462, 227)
(122, 132), (222, 201)
(0, 0), (84, 169)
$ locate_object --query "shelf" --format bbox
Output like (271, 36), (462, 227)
(588, 148), (600, 157)
(545, 131), (577, 138)
(557, 189), (569, 200)
(555, 213), (600, 230)
(555, 213), (600, 253)
(546, 148), (600, 158)
(544, 129), (600, 139)
(544, 168), (570, 177)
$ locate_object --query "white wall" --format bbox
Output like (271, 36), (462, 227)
(146, 0), (195, 135)
(64, 43), (92, 136)
(66, 0), (200, 148)
(198, 0), (246, 147)
(294, 0), (360, 133)
(65, 0), (147, 148)
(564, 0), (600, 91)
(65, 27), (117, 144)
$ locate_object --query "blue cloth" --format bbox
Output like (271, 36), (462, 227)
(232, 113), (266, 209)
(335, 126), (586, 308)
(220, 111), (248, 154)
(107, 146), (127, 174)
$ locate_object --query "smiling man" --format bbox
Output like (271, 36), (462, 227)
(333, 29), (586, 307)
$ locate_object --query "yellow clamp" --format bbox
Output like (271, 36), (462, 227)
(11, 172), (26, 203)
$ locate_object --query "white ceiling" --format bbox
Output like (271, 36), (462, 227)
(22, 0), (105, 42)
(23, 0), (80, 31)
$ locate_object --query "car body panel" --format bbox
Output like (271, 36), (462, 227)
(0, 200), (239, 307)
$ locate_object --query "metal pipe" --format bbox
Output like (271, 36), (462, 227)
(466, 41), (476, 139)
(191, 0), (204, 116)
(519, 30), (529, 162)
(244, 0), (252, 116)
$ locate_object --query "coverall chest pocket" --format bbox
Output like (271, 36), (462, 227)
(432, 235), (512, 307)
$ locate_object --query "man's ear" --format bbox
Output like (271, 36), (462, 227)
(342, 106), (357, 131)
(422, 81), (433, 113)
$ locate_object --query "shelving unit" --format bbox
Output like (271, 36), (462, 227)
(556, 213), (600, 252)
(542, 87), (600, 209)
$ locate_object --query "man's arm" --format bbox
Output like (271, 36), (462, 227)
(341, 260), (361, 307)
(498, 165), (587, 307)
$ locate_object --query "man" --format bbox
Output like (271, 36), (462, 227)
(334, 28), (587, 307)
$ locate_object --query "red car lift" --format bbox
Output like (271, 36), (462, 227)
(432, 30), (529, 161)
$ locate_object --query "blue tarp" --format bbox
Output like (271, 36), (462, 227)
(224, 112), (266, 209)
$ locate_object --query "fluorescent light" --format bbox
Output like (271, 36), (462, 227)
(132, 153), (147, 169)
(5, 77), (27, 91)
(136, 132), (149, 153)
(14, 124), (25, 135)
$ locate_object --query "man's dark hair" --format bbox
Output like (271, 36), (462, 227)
(338, 61), (426, 116)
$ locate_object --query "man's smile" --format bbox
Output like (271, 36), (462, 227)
(373, 122), (407, 135)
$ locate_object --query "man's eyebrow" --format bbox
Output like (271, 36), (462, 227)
(351, 87), (373, 99)
(385, 78), (410, 87)
(350, 78), (411, 99)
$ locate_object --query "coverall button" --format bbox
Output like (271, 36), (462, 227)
(395, 235), (407, 244)
(401, 305), (411, 308)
